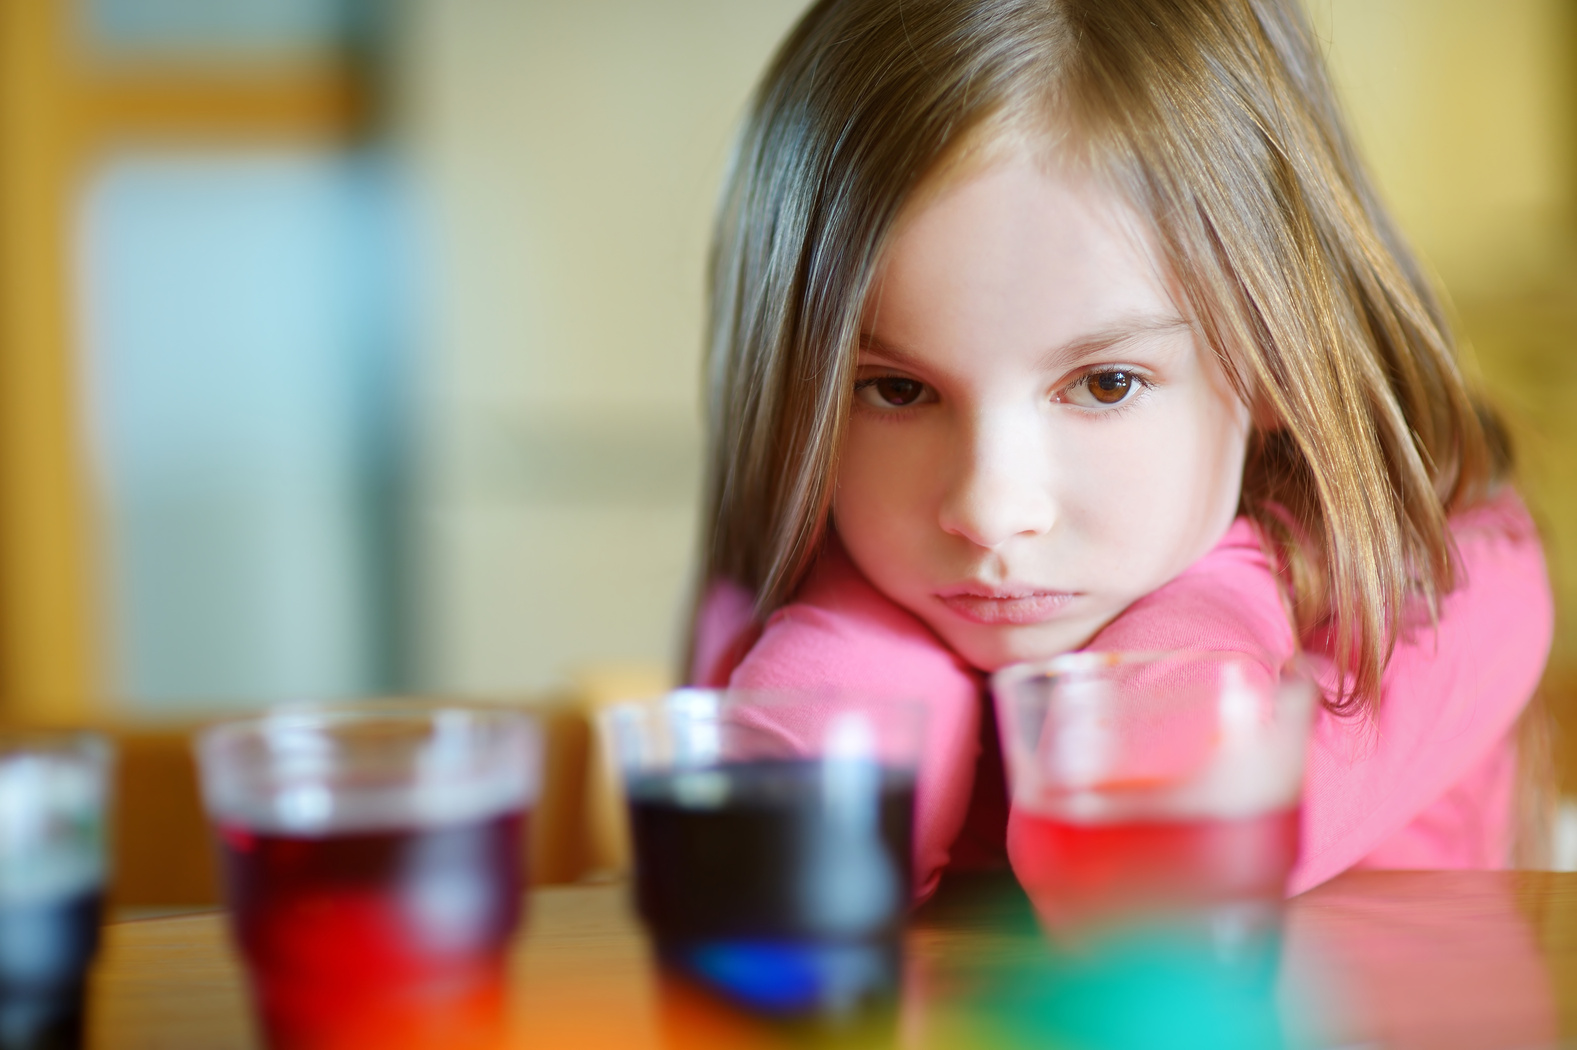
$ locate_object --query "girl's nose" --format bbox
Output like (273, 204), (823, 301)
(937, 412), (1057, 549)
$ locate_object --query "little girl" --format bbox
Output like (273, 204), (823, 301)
(689, 0), (1553, 899)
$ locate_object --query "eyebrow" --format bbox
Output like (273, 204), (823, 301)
(858, 313), (1195, 373)
(1048, 314), (1195, 370)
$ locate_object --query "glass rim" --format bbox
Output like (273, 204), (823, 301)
(600, 688), (930, 745)
(990, 649), (1318, 822)
(991, 649), (1317, 700)
(603, 686), (928, 712)
(194, 701), (542, 834)
(195, 699), (537, 752)
(0, 729), (112, 763)
(600, 687), (928, 775)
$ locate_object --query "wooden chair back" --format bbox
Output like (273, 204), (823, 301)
(26, 695), (591, 908)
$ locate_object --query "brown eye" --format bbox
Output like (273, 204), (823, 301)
(871, 377), (926, 406)
(1087, 371), (1133, 405)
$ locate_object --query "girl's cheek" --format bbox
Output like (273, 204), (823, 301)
(1053, 408), (1194, 523)
(839, 424), (950, 530)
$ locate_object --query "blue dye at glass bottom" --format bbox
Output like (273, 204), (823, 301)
(660, 936), (900, 1019)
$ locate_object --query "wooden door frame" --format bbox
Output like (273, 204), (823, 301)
(0, 0), (368, 722)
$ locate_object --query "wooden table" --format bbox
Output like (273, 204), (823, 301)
(87, 871), (1577, 1049)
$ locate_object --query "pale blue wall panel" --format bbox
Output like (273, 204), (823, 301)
(84, 0), (366, 56)
(80, 151), (411, 708)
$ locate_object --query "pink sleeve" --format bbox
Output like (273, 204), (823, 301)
(709, 539), (983, 901)
(1352, 731), (1517, 871)
(1070, 502), (1550, 893)
(1289, 492), (1552, 892)
(693, 495), (1551, 900)
(691, 578), (759, 688)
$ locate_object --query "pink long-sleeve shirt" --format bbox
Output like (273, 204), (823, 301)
(692, 490), (1552, 898)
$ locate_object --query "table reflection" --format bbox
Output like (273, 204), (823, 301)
(905, 872), (1294, 1050)
(655, 969), (899, 1049)
(87, 871), (1575, 1049)
(1283, 870), (1558, 1050)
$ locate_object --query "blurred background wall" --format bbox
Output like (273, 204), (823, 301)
(0, 0), (1573, 782)
(398, 0), (807, 696)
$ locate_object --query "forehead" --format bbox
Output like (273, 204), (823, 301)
(863, 152), (1182, 356)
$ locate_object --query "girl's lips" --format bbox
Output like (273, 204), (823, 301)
(937, 590), (1077, 625)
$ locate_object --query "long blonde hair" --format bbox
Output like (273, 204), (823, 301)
(697, 0), (1510, 712)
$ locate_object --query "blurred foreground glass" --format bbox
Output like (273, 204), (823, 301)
(195, 705), (539, 1050)
(0, 733), (110, 1050)
(603, 690), (922, 1024)
(993, 652), (1315, 955)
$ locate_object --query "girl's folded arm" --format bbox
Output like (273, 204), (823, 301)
(710, 519), (1300, 899)
(710, 540), (985, 901)
(1073, 497), (1551, 892)
(1289, 494), (1552, 891)
(700, 496), (1551, 898)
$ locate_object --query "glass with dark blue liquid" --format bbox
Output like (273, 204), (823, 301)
(0, 733), (111, 1050)
(604, 690), (921, 1023)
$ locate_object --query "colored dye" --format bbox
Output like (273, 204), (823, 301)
(217, 812), (525, 1049)
(0, 890), (101, 1050)
(628, 760), (914, 1017)
(1010, 808), (1300, 931)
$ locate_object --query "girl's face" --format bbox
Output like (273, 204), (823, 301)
(835, 152), (1252, 672)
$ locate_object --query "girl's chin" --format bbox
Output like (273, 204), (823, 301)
(942, 619), (1104, 675)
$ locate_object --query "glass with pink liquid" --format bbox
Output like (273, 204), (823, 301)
(991, 652), (1316, 954)
(195, 704), (540, 1050)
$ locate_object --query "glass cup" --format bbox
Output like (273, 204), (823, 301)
(195, 704), (540, 1050)
(991, 651), (1316, 955)
(601, 689), (924, 1022)
(0, 732), (111, 1050)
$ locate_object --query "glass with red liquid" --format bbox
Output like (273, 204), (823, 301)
(195, 705), (539, 1050)
(991, 652), (1316, 958)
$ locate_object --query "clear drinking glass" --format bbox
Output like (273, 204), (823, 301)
(195, 704), (540, 1050)
(0, 732), (111, 1050)
(601, 689), (924, 1021)
(991, 652), (1316, 947)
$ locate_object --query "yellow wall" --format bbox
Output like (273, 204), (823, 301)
(0, 0), (374, 722)
(0, 0), (98, 722)
(1310, 0), (1577, 694)
(1310, 0), (1572, 296)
